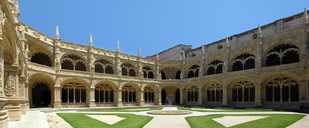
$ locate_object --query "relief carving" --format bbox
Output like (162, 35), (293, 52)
(4, 71), (16, 97)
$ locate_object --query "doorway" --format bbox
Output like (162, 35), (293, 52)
(31, 83), (51, 108)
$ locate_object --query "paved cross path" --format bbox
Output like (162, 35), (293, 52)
(142, 106), (190, 128)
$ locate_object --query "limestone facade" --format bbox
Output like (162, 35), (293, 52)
(0, 0), (309, 128)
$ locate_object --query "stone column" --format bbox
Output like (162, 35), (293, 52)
(88, 82), (96, 107)
(222, 85), (228, 106)
(53, 86), (61, 108)
(224, 37), (231, 73)
(155, 54), (160, 80)
(179, 88), (184, 105)
(198, 87), (203, 105)
(139, 88), (144, 106)
(115, 53), (122, 76)
(137, 59), (143, 79)
(255, 81), (262, 106)
(0, 47), (8, 127)
(156, 88), (161, 105)
(299, 80), (307, 102)
(303, 10), (309, 67)
(116, 87), (122, 107)
(256, 26), (263, 69)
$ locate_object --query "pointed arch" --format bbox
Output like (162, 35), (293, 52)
(30, 52), (52, 66)
(265, 44), (299, 66)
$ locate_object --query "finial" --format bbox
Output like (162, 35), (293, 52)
(89, 33), (93, 46)
(258, 25), (263, 37)
(201, 42), (206, 54)
(156, 53), (160, 61)
(225, 36), (230, 47)
(55, 25), (60, 39)
(117, 40), (120, 52)
(138, 48), (141, 57)
(305, 8), (308, 22)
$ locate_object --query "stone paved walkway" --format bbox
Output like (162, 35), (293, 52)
(142, 107), (190, 128)
(9, 111), (49, 128)
(288, 114), (309, 128)
(8, 107), (309, 128)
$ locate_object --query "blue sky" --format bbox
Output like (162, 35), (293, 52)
(20, 0), (309, 57)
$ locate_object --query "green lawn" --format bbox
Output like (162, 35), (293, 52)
(57, 113), (152, 128)
(80, 107), (162, 112)
(178, 106), (277, 112)
(186, 114), (304, 128)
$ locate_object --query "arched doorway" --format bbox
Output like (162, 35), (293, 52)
(31, 83), (51, 108)
(161, 89), (167, 105)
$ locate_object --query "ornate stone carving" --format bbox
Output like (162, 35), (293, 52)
(0, 48), (3, 97)
(4, 71), (16, 97)
(0, 6), (7, 40)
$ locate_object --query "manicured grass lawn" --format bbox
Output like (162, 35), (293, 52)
(57, 113), (152, 128)
(178, 106), (277, 112)
(81, 107), (162, 112)
(186, 114), (304, 128)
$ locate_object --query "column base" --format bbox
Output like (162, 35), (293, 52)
(88, 101), (96, 108)
(20, 103), (26, 115)
(0, 110), (8, 128)
(0, 97), (8, 128)
(117, 102), (123, 107)
(5, 98), (22, 121)
(139, 101), (144, 106)
(5, 105), (21, 121)
(156, 102), (161, 106)
(53, 101), (62, 108)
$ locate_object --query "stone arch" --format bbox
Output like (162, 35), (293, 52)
(228, 78), (255, 106)
(129, 69), (136, 76)
(160, 67), (181, 79)
(262, 75), (299, 104)
(185, 85), (199, 104)
(143, 66), (154, 79)
(176, 70), (182, 79)
(265, 44), (299, 66)
(61, 78), (89, 105)
(94, 59), (113, 74)
(61, 59), (74, 70)
(161, 86), (181, 105)
(231, 53), (255, 71)
(188, 65), (200, 78)
(28, 42), (53, 66)
(61, 54), (87, 71)
(94, 63), (104, 73)
(30, 52), (52, 66)
(28, 73), (54, 108)
(121, 63), (136, 77)
(207, 60), (224, 75)
(203, 82), (223, 105)
(105, 65), (114, 74)
(75, 60), (86, 71)
(95, 81), (117, 105)
(143, 85), (156, 104)
(121, 83), (139, 105)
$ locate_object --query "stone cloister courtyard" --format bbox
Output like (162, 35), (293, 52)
(2, 0), (309, 128)
(8, 106), (309, 128)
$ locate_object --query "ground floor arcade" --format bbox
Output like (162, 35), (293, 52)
(26, 74), (308, 110)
